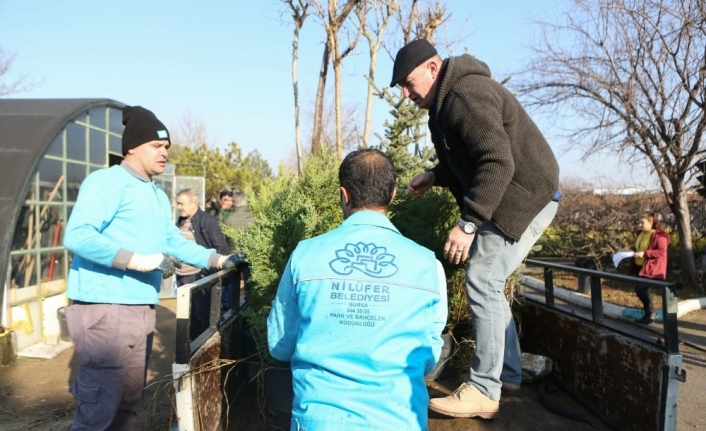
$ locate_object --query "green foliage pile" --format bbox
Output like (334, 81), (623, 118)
(389, 187), (470, 329)
(234, 146), (476, 342)
(233, 138), (532, 376)
(236, 150), (343, 350)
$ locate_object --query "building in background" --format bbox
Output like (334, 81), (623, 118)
(0, 99), (205, 355)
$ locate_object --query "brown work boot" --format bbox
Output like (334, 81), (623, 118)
(429, 382), (499, 419)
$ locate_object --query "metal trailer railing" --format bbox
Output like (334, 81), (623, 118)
(171, 267), (244, 431)
(523, 259), (687, 431)
(168, 259), (688, 430)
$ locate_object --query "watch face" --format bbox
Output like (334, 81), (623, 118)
(459, 219), (476, 234)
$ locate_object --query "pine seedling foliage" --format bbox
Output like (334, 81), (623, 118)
(237, 150), (343, 332)
(373, 86), (435, 185)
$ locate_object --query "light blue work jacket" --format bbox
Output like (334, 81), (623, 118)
(268, 210), (447, 431)
(64, 163), (218, 305)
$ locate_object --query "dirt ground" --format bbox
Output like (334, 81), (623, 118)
(0, 300), (178, 431)
(1, 289), (705, 431)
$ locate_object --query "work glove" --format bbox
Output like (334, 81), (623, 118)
(127, 253), (183, 279)
(217, 252), (248, 270)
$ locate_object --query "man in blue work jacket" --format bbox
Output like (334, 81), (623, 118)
(267, 149), (448, 431)
(63, 106), (245, 431)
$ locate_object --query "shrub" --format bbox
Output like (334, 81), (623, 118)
(230, 149), (525, 368)
(389, 187), (469, 331)
(231, 150), (342, 363)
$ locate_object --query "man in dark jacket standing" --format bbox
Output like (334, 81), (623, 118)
(216, 190), (254, 253)
(214, 189), (254, 308)
(390, 39), (560, 419)
(175, 188), (229, 339)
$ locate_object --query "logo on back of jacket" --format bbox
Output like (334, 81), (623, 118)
(329, 242), (398, 278)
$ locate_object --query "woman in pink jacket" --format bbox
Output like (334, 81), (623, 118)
(630, 213), (670, 324)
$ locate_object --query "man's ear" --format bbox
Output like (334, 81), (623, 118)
(428, 59), (440, 79)
(391, 187), (397, 203)
(340, 186), (351, 205)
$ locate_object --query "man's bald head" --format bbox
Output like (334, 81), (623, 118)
(339, 149), (397, 211)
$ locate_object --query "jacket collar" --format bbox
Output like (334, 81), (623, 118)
(342, 210), (399, 235)
(179, 207), (203, 224)
(119, 161), (151, 182)
(432, 58), (452, 118)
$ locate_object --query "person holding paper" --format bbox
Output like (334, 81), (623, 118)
(628, 213), (670, 324)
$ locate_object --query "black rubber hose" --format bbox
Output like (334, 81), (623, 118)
(550, 374), (626, 431)
(538, 376), (599, 429)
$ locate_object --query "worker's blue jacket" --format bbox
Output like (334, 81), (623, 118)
(268, 210), (447, 431)
(64, 163), (218, 304)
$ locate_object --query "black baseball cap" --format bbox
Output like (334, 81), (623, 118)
(390, 39), (438, 87)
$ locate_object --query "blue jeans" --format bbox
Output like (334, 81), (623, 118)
(466, 201), (557, 400)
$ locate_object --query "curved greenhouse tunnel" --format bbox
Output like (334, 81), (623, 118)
(0, 98), (126, 354)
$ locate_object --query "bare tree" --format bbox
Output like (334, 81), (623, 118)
(315, 0), (363, 158)
(310, 35), (330, 155)
(169, 111), (212, 149)
(282, 0), (311, 175)
(389, 0), (447, 48)
(0, 45), (34, 97)
(354, 0), (397, 148)
(304, 90), (362, 153)
(311, 0), (362, 157)
(543, 183), (677, 268)
(514, 0), (706, 289)
(394, 0), (420, 45)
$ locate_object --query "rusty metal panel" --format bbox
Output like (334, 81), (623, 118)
(219, 312), (243, 361)
(219, 314), (245, 400)
(520, 301), (665, 431)
(190, 332), (222, 431)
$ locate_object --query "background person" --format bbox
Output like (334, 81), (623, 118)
(208, 190), (230, 218)
(216, 189), (254, 308)
(63, 105), (245, 431)
(175, 188), (229, 339)
(629, 212), (670, 324)
(267, 149), (447, 431)
(390, 39), (560, 419)
(217, 189), (254, 253)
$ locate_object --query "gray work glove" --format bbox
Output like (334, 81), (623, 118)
(127, 253), (183, 279)
(217, 252), (248, 270)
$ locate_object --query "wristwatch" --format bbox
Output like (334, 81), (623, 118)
(458, 219), (478, 234)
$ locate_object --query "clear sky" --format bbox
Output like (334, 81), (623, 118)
(0, 0), (646, 187)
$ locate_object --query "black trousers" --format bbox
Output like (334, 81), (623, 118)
(633, 267), (654, 313)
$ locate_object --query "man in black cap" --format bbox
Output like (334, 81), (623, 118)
(63, 105), (246, 430)
(391, 39), (560, 419)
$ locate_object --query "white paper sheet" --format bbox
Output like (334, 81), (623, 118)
(612, 251), (635, 268)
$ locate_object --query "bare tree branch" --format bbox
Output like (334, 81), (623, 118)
(0, 45), (35, 97)
(170, 111), (212, 149)
(514, 0), (706, 288)
(311, 0), (362, 157)
(354, 0), (398, 148)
